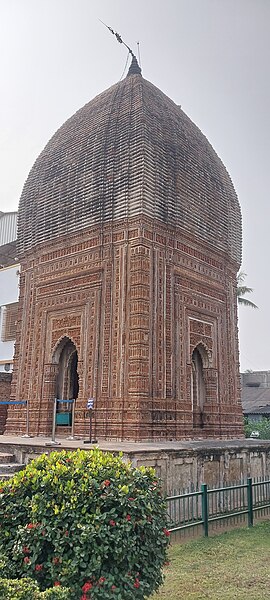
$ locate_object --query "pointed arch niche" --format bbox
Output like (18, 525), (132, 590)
(52, 336), (79, 402)
(191, 343), (209, 429)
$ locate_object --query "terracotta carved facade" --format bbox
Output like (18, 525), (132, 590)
(5, 216), (243, 439)
(6, 58), (243, 440)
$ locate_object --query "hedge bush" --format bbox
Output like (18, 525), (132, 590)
(0, 449), (169, 599)
(0, 578), (39, 600)
(0, 577), (70, 599)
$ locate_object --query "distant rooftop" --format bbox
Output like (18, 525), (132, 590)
(241, 371), (270, 415)
(0, 212), (18, 267)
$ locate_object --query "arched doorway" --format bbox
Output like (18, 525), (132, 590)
(53, 337), (79, 427)
(191, 345), (207, 429)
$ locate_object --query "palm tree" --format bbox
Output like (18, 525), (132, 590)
(237, 271), (258, 309)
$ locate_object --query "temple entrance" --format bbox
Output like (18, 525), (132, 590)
(191, 345), (207, 429)
(53, 337), (79, 427)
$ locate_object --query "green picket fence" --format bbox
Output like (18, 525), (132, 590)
(167, 476), (270, 537)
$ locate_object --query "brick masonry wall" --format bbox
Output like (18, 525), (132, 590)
(17, 74), (241, 266)
(5, 216), (243, 440)
(0, 374), (11, 434)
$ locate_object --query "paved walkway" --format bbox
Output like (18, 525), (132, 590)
(0, 434), (269, 454)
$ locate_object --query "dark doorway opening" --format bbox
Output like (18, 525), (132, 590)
(69, 350), (79, 400)
(192, 346), (206, 429)
(55, 339), (79, 401)
(53, 337), (79, 426)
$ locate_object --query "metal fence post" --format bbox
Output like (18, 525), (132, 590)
(51, 398), (57, 443)
(25, 399), (30, 437)
(201, 483), (209, 537)
(22, 400), (31, 437)
(247, 477), (254, 527)
(66, 399), (75, 440)
(45, 398), (61, 446)
(21, 400), (31, 438)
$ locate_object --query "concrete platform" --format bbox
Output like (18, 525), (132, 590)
(0, 434), (269, 453)
(0, 434), (270, 454)
(0, 434), (270, 456)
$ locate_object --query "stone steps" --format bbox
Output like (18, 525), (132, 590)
(0, 453), (15, 464)
(0, 453), (25, 480)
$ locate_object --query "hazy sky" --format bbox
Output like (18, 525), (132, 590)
(0, 0), (269, 372)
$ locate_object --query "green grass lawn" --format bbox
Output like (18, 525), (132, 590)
(151, 522), (270, 600)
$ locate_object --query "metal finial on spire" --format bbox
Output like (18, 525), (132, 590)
(99, 20), (142, 76)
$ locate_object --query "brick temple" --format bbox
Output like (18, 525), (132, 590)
(6, 57), (243, 440)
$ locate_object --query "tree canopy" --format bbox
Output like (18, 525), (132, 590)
(237, 271), (258, 309)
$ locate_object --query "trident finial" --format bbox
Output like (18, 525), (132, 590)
(99, 19), (136, 58)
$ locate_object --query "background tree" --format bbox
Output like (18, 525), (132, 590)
(244, 416), (270, 439)
(237, 271), (258, 309)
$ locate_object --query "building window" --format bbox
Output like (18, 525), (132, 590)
(1, 302), (19, 342)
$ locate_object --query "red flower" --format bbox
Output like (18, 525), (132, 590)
(80, 596), (88, 600)
(35, 564), (43, 571)
(163, 528), (170, 537)
(99, 576), (106, 584)
(52, 556), (60, 564)
(128, 497), (135, 501)
(65, 530), (69, 536)
(54, 581), (61, 586)
(23, 557), (30, 564)
(126, 514), (131, 521)
(27, 523), (35, 529)
(109, 520), (116, 526)
(103, 480), (111, 487)
(134, 579), (140, 588)
(23, 546), (30, 554)
(82, 581), (93, 592)
(111, 585), (116, 591)
(0, 488), (4, 493)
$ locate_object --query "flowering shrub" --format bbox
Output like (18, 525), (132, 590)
(0, 449), (169, 599)
(42, 588), (71, 600)
(0, 578), (39, 600)
(0, 577), (70, 599)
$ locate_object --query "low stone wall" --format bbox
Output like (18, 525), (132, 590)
(123, 442), (270, 493)
(0, 437), (269, 494)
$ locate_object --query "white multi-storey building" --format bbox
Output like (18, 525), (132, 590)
(0, 212), (19, 373)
